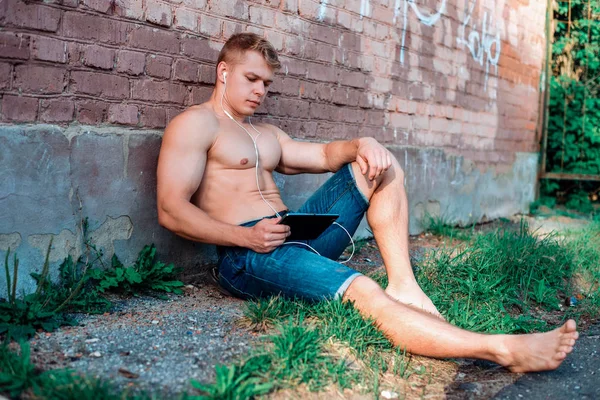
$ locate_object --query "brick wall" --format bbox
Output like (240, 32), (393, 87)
(1, 0), (547, 171)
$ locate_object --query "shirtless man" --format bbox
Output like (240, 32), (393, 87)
(157, 33), (578, 372)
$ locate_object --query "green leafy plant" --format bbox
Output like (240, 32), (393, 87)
(541, 1), (600, 213)
(0, 341), (38, 398)
(191, 364), (273, 400)
(0, 241), (79, 341)
(89, 245), (184, 296)
(1, 218), (183, 341)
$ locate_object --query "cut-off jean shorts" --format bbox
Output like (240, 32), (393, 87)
(216, 164), (370, 302)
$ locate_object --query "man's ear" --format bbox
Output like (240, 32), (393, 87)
(216, 61), (228, 84)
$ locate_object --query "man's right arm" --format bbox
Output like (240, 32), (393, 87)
(156, 110), (249, 247)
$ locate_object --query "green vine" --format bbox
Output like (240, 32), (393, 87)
(543, 0), (600, 213)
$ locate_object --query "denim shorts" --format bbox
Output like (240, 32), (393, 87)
(216, 164), (370, 302)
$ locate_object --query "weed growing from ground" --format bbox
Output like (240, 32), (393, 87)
(190, 363), (273, 400)
(423, 213), (475, 241)
(409, 221), (573, 333)
(0, 218), (183, 341)
(0, 241), (80, 341)
(0, 342), (38, 398)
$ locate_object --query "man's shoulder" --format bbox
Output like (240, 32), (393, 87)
(170, 105), (219, 130)
(163, 105), (220, 150)
(252, 121), (285, 139)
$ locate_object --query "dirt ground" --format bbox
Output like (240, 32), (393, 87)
(21, 213), (597, 399)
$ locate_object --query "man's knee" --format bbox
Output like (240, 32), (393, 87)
(342, 275), (386, 304)
(388, 155), (405, 184)
(350, 155), (405, 201)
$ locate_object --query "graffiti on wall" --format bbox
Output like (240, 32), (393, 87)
(393, 0), (447, 64)
(456, 0), (502, 91)
(355, 0), (502, 93)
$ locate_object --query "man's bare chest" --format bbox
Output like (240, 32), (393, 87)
(208, 129), (282, 171)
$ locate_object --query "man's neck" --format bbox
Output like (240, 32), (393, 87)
(209, 89), (247, 123)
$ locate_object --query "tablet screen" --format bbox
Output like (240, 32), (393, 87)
(278, 213), (339, 240)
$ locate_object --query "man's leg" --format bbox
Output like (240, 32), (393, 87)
(349, 159), (442, 316)
(344, 276), (579, 372)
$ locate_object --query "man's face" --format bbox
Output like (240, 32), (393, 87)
(224, 50), (274, 116)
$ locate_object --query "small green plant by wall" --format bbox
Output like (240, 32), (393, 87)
(0, 218), (183, 342)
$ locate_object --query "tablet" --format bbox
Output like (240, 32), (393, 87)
(278, 213), (339, 240)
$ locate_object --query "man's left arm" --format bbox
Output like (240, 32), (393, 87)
(275, 127), (392, 180)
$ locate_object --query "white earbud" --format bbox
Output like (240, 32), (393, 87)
(223, 72), (227, 84)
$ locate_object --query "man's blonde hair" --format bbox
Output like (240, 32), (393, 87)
(216, 33), (281, 73)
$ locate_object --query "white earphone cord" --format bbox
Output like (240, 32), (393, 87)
(220, 78), (355, 264)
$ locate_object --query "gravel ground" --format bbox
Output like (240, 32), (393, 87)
(28, 285), (257, 397)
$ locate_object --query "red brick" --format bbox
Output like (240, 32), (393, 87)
(62, 12), (130, 44)
(389, 113), (411, 129)
(108, 103), (139, 125)
(306, 63), (336, 83)
(129, 25), (179, 53)
(40, 98), (74, 122)
(181, 37), (220, 61)
(365, 110), (384, 126)
(117, 50), (145, 75)
(222, 21), (243, 39)
(132, 79), (188, 103)
(277, 98), (308, 118)
(0, 63), (11, 89)
(269, 76), (299, 96)
(339, 70), (365, 88)
(175, 8), (198, 31)
(1, 95), (38, 122)
(146, 55), (172, 78)
(191, 86), (212, 103)
(209, 0), (248, 19)
(174, 59), (200, 82)
(309, 103), (339, 120)
(71, 71), (129, 99)
(199, 64), (216, 84)
(140, 106), (166, 128)
(82, 0), (112, 13)
(284, 35), (302, 56)
(276, 10), (305, 34)
(14, 65), (66, 94)
(265, 31), (284, 52)
(339, 108), (364, 124)
(0, 32), (30, 60)
(331, 87), (348, 105)
(412, 116), (430, 130)
(183, 0), (207, 10)
(298, 0), (321, 20)
(309, 24), (339, 46)
(6, 0), (61, 32)
(279, 0), (294, 12)
(82, 45), (115, 70)
(347, 89), (364, 107)
(166, 106), (185, 123)
(317, 85), (332, 102)
(76, 100), (108, 124)
(249, 6), (274, 26)
(32, 36), (67, 63)
(299, 81), (315, 99)
(114, 0), (144, 20)
(198, 14), (222, 37)
(146, 0), (172, 27)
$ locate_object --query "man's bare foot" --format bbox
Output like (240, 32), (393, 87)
(385, 280), (445, 320)
(494, 319), (579, 373)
